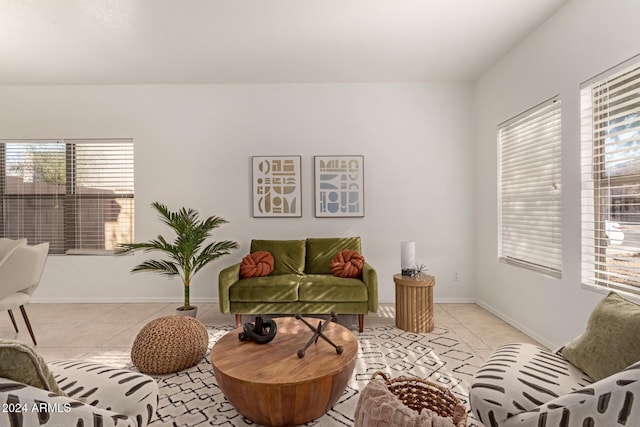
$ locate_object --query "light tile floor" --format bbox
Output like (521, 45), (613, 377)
(0, 303), (541, 365)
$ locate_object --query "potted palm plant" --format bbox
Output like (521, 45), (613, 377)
(116, 202), (238, 317)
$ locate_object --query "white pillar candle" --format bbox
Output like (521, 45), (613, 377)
(401, 241), (415, 271)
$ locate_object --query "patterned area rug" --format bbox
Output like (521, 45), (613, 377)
(144, 318), (484, 427)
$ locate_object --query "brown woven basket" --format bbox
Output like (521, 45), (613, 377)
(372, 371), (468, 427)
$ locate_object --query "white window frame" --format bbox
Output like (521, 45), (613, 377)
(581, 54), (640, 297)
(0, 138), (134, 255)
(498, 96), (562, 277)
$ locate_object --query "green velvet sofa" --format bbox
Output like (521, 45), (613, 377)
(218, 237), (378, 332)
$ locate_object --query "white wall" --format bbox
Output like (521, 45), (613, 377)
(0, 83), (475, 305)
(474, 0), (640, 349)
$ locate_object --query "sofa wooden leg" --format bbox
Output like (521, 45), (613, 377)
(358, 314), (364, 332)
(235, 314), (242, 329)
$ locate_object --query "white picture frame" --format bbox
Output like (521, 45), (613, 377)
(252, 156), (302, 217)
(314, 155), (364, 217)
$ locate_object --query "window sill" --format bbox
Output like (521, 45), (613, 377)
(581, 282), (640, 303)
(499, 257), (562, 279)
(64, 249), (117, 256)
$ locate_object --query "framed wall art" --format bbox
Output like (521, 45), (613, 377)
(314, 155), (364, 217)
(252, 156), (302, 217)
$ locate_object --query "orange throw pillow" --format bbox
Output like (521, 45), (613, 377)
(331, 250), (365, 278)
(240, 251), (275, 278)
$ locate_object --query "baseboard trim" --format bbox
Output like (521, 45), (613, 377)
(475, 299), (557, 350)
(31, 296), (221, 304)
(378, 297), (477, 304)
(434, 297), (477, 304)
(36, 297), (476, 305)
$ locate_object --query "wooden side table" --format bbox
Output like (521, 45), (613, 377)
(393, 273), (435, 333)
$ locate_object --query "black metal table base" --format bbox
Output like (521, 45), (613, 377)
(295, 312), (344, 358)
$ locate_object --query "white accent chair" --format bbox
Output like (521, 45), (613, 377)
(0, 237), (27, 262)
(0, 340), (160, 427)
(470, 292), (640, 426)
(470, 343), (640, 426)
(0, 240), (49, 345)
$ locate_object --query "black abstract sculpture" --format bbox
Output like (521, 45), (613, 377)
(238, 315), (277, 344)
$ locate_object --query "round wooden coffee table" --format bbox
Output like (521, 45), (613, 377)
(211, 316), (358, 427)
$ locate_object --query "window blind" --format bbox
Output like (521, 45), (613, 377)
(581, 56), (640, 296)
(499, 97), (562, 277)
(1, 139), (134, 254)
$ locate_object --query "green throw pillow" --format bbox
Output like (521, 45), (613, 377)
(306, 237), (362, 274)
(561, 292), (640, 381)
(250, 239), (306, 275)
(0, 339), (67, 396)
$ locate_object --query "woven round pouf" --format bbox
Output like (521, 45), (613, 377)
(131, 315), (209, 375)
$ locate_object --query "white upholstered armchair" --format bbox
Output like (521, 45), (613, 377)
(470, 292), (640, 427)
(0, 240), (49, 345)
(0, 238), (27, 260)
(0, 340), (159, 427)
